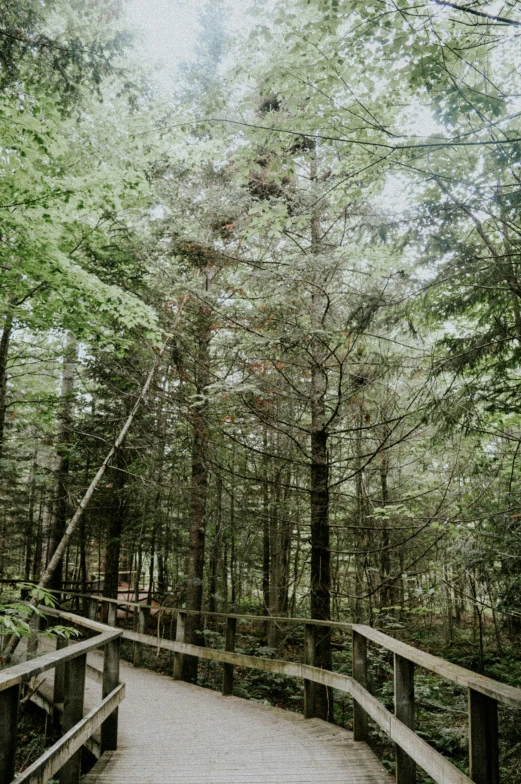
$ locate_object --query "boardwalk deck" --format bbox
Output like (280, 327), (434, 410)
(81, 657), (392, 784)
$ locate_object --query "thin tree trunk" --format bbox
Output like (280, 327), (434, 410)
(0, 309), (14, 466)
(262, 426), (270, 617)
(182, 307), (211, 683)
(47, 333), (77, 594)
(309, 177), (333, 722)
(102, 457), (127, 609)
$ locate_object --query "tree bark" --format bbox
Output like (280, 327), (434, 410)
(0, 309), (14, 466)
(309, 181), (333, 722)
(182, 306), (211, 682)
(47, 333), (77, 594)
(102, 456), (127, 609)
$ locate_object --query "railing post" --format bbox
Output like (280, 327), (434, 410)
(468, 688), (499, 784)
(0, 683), (20, 784)
(59, 653), (86, 784)
(394, 653), (416, 784)
(101, 631), (120, 753)
(173, 610), (186, 681)
(304, 622), (316, 718)
(352, 629), (369, 741)
(53, 635), (69, 724)
(88, 597), (98, 622)
(106, 600), (117, 628)
(222, 616), (237, 696)
(133, 605), (146, 667)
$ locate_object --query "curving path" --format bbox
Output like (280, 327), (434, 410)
(81, 657), (392, 784)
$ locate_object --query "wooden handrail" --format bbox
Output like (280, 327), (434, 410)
(81, 591), (518, 784)
(4, 587), (518, 784)
(353, 623), (521, 710)
(0, 629), (119, 693)
(14, 684), (125, 784)
(56, 589), (521, 709)
(0, 607), (123, 784)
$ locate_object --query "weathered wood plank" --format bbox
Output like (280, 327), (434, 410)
(468, 688), (499, 784)
(0, 629), (120, 693)
(222, 616), (236, 697)
(352, 629), (368, 742)
(303, 623), (315, 719)
(0, 683), (19, 784)
(82, 663), (391, 784)
(353, 623), (521, 709)
(59, 653), (86, 784)
(101, 631), (120, 752)
(395, 654), (416, 784)
(14, 684), (125, 784)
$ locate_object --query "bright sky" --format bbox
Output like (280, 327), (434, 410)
(128, 0), (200, 71)
(127, 0), (253, 86)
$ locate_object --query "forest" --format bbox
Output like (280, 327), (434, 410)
(1, 0), (521, 780)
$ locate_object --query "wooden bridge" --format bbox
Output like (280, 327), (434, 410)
(1, 593), (521, 784)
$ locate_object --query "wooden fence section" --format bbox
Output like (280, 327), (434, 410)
(2, 585), (521, 784)
(0, 607), (124, 784)
(65, 591), (521, 784)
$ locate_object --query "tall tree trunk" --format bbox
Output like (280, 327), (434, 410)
(309, 186), (333, 722)
(262, 426), (270, 617)
(379, 444), (391, 613)
(102, 454), (127, 614)
(182, 307), (211, 682)
(0, 309), (14, 467)
(268, 468), (280, 647)
(47, 333), (77, 594)
(208, 475), (222, 616)
(24, 448), (38, 583)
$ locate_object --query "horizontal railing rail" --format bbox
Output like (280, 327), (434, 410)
(51, 590), (521, 784)
(0, 604), (124, 784)
(56, 588), (521, 708)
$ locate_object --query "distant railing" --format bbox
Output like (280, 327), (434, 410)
(2, 585), (520, 784)
(0, 606), (124, 784)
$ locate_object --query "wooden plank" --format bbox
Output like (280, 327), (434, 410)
(353, 624), (521, 709)
(172, 610), (186, 681)
(222, 616), (237, 696)
(468, 688), (499, 784)
(133, 607), (146, 668)
(44, 605), (118, 635)
(53, 636), (68, 707)
(353, 630), (368, 742)
(59, 653), (86, 784)
(101, 633), (120, 752)
(303, 623), (315, 719)
(82, 663), (392, 784)
(0, 683), (19, 784)
(0, 629), (120, 693)
(15, 684), (125, 784)
(395, 654), (416, 784)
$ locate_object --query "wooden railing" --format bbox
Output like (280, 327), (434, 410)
(0, 606), (124, 784)
(59, 591), (520, 784)
(3, 586), (521, 784)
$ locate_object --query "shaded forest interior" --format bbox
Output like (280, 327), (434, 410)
(2, 0), (521, 780)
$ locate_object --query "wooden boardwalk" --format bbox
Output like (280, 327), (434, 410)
(81, 657), (392, 784)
